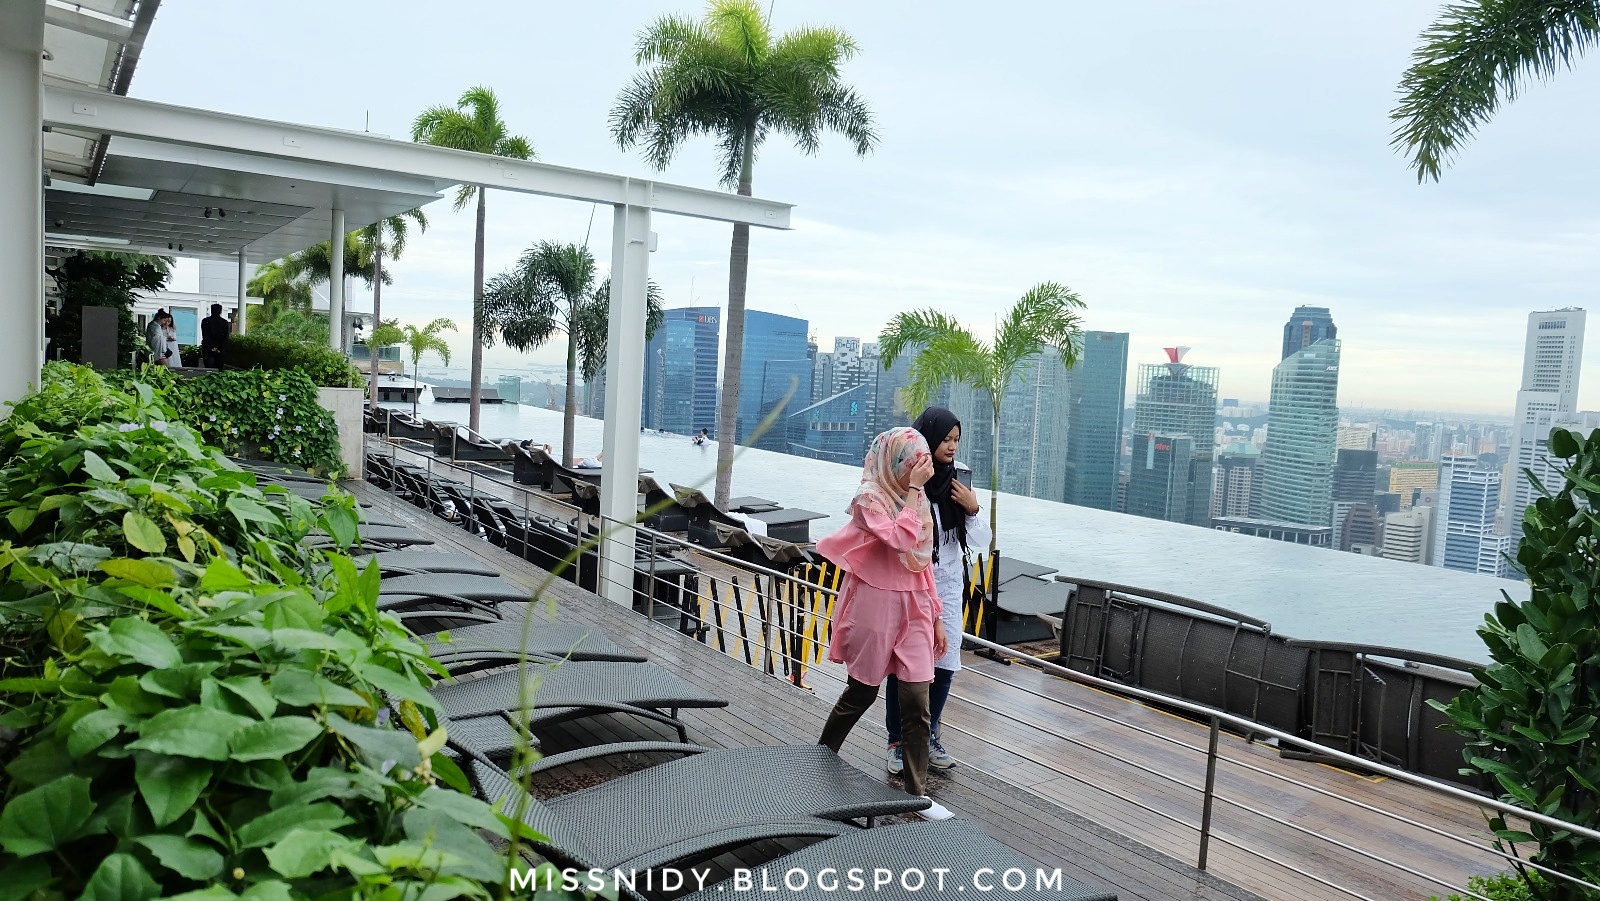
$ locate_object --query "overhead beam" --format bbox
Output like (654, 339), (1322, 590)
(42, 83), (793, 229)
(43, 3), (133, 43)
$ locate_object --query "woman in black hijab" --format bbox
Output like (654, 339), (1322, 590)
(884, 406), (989, 776)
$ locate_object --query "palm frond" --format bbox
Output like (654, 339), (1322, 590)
(579, 278), (666, 382)
(459, 85), (504, 140)
(878, 309), (974, 368)
(1391, 0), (1600, 182)
(497, 134), (536, 161)
(706, 0), (771, 63)
(636, 13), (709, 64)
(992, 281), (1087, 376)
(903, 330), (992, 413)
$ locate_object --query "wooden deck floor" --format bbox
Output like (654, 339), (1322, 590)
(350, 474), (1512, 901)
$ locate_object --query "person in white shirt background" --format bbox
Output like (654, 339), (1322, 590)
(884, 406), (989, 776)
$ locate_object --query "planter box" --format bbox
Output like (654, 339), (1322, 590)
(316, 387), (365, 480)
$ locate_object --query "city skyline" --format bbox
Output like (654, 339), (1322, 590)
(143, 1), (1600, 416)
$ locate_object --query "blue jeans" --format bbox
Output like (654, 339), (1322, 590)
(886, 668), (955, 744)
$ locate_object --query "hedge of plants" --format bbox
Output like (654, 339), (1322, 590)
(0, 365), (581, 900)
(226, 335), (367, 391)
(112, 365), (343, 477)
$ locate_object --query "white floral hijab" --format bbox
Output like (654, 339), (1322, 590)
(849, 427), (934, 572)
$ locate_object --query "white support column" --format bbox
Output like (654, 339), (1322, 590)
(0, 3), (44, 410)
(598, 199), (651, 607)
(235, 251), (247, 334)
(327, 208), (344, 352)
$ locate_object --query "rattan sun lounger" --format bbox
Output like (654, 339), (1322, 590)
(430, 658), (728, 745)
(455, 741), (928, 879)
(401, 611), (648, 666)
(376, 573), (530, 604)
(352, 549), (501, 577)
(677, 819), (1117, 901)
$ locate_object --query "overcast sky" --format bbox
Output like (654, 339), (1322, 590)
(136, 1), (1600, 416)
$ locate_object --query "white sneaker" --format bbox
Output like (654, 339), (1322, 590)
(914, 797), (954, 821)
(886, 742), (903, 775)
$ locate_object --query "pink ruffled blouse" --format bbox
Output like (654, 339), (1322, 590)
(817, 502), (942, 685)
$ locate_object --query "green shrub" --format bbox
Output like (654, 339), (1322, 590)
(1436, 871), (1548, 901)
(103, 364), (343, 476)
(0, 366), (583, 899)
(227, 334), (366, 390)
(1432, 426), (1600, 901)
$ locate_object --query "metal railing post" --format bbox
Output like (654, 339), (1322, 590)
(647, 531), (658, 622)
(1198, 715), (1221, 871)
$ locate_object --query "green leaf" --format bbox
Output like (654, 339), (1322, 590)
(226, 495), (281, 529)
(67, 707), (137, 759)
(357, 663), (440, 709)
(122, 511), (167, 554)
(199, 558), (253, 592)
(218, 676), (277, 719)
(7, 506), (36, 533)
(80, 853), (160, 901)
(0, 857), (53, 901)
(263, 829), (354, 879)
(132, 834), (225, 880)
(412, 785), (511, 839)
(237, 802), (352, 849)
(327, 712), (420, 770)
(100, 557), (177, 589)
(82, 450), (120, 482)
(238, 883), (293, 901)
(90, 618), (182, 669)
(135, 753), (214, 828)
(229, 717), (324, 762)
(0, 774), (99, 857)
(269, 670), (367, 709)
(320, 505), (360, 549)
(164, 889), (238, 901)
(129, 706), (252, 760)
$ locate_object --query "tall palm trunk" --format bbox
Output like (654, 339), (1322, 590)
(713, 125), (758, 508)
(469, 190), (487, 433)
(411, 352), (420, 418)
(988, 393), (1001, 557)
(563, 322), (578, 469)
(369, 239), (383, 412)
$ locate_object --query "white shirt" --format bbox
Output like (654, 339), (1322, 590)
(930, 501), (990, 671)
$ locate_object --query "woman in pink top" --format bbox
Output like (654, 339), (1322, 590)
(816, 427), (953, 821)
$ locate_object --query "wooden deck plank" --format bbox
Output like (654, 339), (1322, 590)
(348, 466), (1517, 901)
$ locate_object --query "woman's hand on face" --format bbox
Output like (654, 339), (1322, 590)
(907, 455), (934, 490)
(950, 479), (981, 515)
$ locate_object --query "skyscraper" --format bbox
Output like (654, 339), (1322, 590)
(1332, 449), (1378, 504)
(1506, 309), (1586, 546)
(1435, 456), (1512, 577)
(1389, 462), (1439, 508)
(642, 307), (719, 435)
(1255, 329), (1341, 526)
(1381, 507), (1433, 565)
(1212, 450), (1259, 520)
(1281, 305), (1337, 360)
(1063, 331), (1129, 510)
(1128, 348), (1218, 527)
(737, 310), (810, 445)
(943, 349), (1072, 502)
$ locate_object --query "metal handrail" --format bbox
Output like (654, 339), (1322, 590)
(960, 633), (1600, 880)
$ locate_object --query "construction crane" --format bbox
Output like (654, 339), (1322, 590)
(545, 382), (558, 411)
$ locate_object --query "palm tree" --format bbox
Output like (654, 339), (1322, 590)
(358, 209), (429, 410)
(878, 283), (1087, 554)
(396, 318), (456, 417)
(1392, 3), (1599, 182)
(611, 0), (877, 507)
(411, 86), (535, 434)
(482, 241), (663, 466)
(245, 259), (313, 326)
